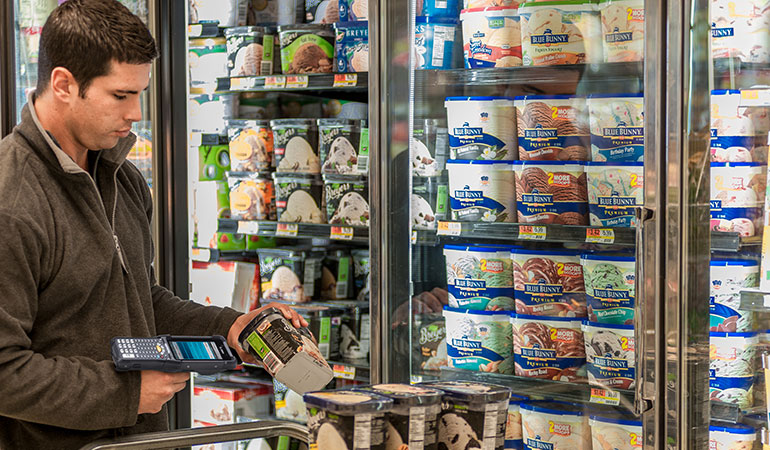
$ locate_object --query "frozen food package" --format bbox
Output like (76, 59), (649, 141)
(446, 96), (517, 160)
(520, 401), (591, 450)
(323, 175), (369, 226)
(445, 244), (516, 311)
(448, 160), (517, 222)
(506, 394), (529, 449)
(581, 253), (636, 325)
(278, 24), (335, 74)
(585, 162), (644, 228)
(351, 249), (370, 300)
(416, 313), (448, 372)
(227, 119), (274, 172)
(339, 0), (368, 21)
(512, 314), (586, 382)
(271, 300), (342, 359)
(225, 26), (276, 76)
(189, 94), (237, 134)
(710, 162), (766, 237)
(318, 119), (365, 175)
(582, 321), (635, 389)
(589, 415), (643, 450)
(599, 0), (644, 62)
(511, 248), (587, 317)
(321, 300), (371, 360)
(709, 424), (757, 450)
(711, 90), (769, 164)
(273, 379), (308, 423)
(519, 1), (603, 66)
(461, 6), (522, 68)
(421, 0), (462, 17)
(587, 93), (644, 162)
(444, 306), (514, 374)
(189, 0), (248, 27)
(412, 176), (449, 229)
(514, 161), (589, 225)
(711, 0), (770, 63)
(271, 119), (320, 174)
(304, 391), (393, 450)
(415, 16), (461, 69)
(334, 21), (369, 73)
(228, 172), (276, 221)
(515, 95), (590, 161)
(710, 259), (759, 332)
(189, 37), (229, 86)
(247, 0), (304, 25)
(320, 249), (354, 300)
(257, 248), (309, 302)
(273, 173), (324, 223)
(305, 0), (339, 23)
(412, 119), (449, 176)
(709, 331), (758, 409)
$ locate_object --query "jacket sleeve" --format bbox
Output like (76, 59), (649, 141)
(0, 211), (142, 430)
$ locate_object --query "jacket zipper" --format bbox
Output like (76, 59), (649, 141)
(89, 152), (128, 274)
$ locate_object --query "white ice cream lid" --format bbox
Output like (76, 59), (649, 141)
(357, 384), (443, 406)
(303, 390), (393, 414)
(419, 380), (512, 403)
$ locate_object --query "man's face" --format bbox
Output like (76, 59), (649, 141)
(66, 61), (151, 151)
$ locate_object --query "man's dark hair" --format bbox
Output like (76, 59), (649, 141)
(36, 0), (158, 97)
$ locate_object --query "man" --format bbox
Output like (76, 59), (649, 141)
(0, 1), (306, 448)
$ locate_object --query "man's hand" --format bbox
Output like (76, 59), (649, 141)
(227, 302), (309, 364)
(138, 371), (190, 414)
(392, 287), (448, 329)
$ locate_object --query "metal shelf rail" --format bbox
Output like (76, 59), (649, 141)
(79, 420), (308, 450)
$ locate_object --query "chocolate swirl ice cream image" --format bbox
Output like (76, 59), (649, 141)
(515, 96), (590, 161)
(512, 249), (587, 317)
(514, 161), (589, 225)
(279, 25), (335, 74)
(513, 314), (586, 381)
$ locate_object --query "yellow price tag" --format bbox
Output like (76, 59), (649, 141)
(276, 223), (299, 237)
(330, 226), (354, 240)
(518, 225), (547, 240)
(285, 75), (309, 89)
(586, 228), (615, 244)
(333, 73), (358, 87)
(590, 388), (621, 405)
(264, 76), (286, 89)
(437, 221), (462, 236)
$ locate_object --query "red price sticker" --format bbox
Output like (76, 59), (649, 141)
(276, 223), (298, 237)
(333, 73), (358, 87)
(285, 75), (309, 89)
(586, 228), (615, 244)
(330, 226), (354, 240)
(590, 388), (621, 405)
(437, 221), (462, 236)
(264, 76), (286, 89)
(333, 364), (356, 380)
(518, 225), (546, 240)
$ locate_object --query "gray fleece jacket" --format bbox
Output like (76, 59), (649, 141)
(0, 97), (243, 449)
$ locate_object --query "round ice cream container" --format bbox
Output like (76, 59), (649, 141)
(709, 424), (757, 450)
(585, 162), (644, 228)
(239, 307), (333, 394)
(225, 26), (276, 76)
(270, 300), (343, 359)
(189, 94), (236, 134)
(589, 415), (643, 450)
(189, 37), (229, 86)
(273, 173), (325, 223)
(515, 95), (590, 161)
(318, 119), (365, 175)
(445, 96), (517, 160)
(514, 161), (589, 225)
(586, 93), (644, 162)
(413, 118), (449, 176)
(415, 16), (460, 69)
(320, 249), (354, 300)
(271, 119), (320, 174)
(710, 162), (765, 238)
(582, 321), (635, 389)
(227, 119), (274, 172)
(189, 0), (247, 27)
(519, 1), (603, 66)
(581, 253), (636, 325)
(305, 0), (340, 23)
(712, 0), (770, 63)
(334, 21), (369, 73)
(506, 394), (529, 449)
(227, 171), (276, 221)
(419, 380), (512, 450)
(711, 90), (769, 163)
(273, 379), (309, 424)
(356, 384), (443, 450)
(416, 313), (448, 372)
(351, 249), (370, 300)
(443, 306), (514, 373)
(303, 390), (393, 450)
(323, 175), (369, 226)
(448, 160), (517, 222)
(599, 0), (644, 62)
(339, 0), (369, 21)
(278, 24), (335, 74)
(412, 176), (449, 229)
(710, 259), (759, 332)
(710, 331), (758, 409)
(520, 401), (590, 450)
(445, 244), (516, 311)
(512, 313), (586, 381)
(460, 7), (522, 68)
(321, 299), (370, 360)
(421, 0), (462, 17)
(511, 249), (586, 317)
(257, 247), (315, 302)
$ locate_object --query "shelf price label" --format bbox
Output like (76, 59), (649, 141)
(191, 248), (211, 262)
(411, 230), (417, 244)
(518, 225), (546, 240)
(230, 77), (257, 91)
(188, 24), (203, 37)
(332, 364), (356, 380)
(331, 226), (355, 240)
(586, 228), (615, 244)
(590, 388), (621, 406)
(237, 221), (260, 235)
(276, 223), (299, 237)
(437, 221), (462, 236)
(333, 73), (358, 87)
(264, 76), (286, 89)
(285, 75), (309, 89)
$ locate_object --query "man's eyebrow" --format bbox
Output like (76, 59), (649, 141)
(115, 87), (149, 94)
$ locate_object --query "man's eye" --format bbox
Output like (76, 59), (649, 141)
(114, 94), (127, 100)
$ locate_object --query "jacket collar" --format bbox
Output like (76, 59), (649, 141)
(19, 90), (137, 174)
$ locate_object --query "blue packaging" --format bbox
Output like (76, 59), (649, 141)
(586, 93), (645, 162)
(339, 0), (368, 21)
(415, 16), (459, 70)
(420, 0), (461, 17)
(334, 21), (369, 73)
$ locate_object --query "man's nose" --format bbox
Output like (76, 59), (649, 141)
(125, 95), (143, 123)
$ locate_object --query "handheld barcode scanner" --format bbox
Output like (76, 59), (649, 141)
(111, 335), (237, 374)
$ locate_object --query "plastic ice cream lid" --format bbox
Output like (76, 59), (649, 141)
(589, 415), (642, 427)
(356, 384), (443, 406)
(711, 89), (742, 96)
(316, 118), (362, 127)
(510, 393), (529, 405)
(580, 253), (636, 262)
(272, 173), (323, 184)
(582, 321), (635, 330)
(514, 94), (583, 100)
(226, 171), (274, 180)
(445, 244), (519, 253)
(227, 119), (272, 127)
(710, 259), (759, 267)
(278, 24), (335, 33)
(416, 16), (460, 24)
(514, 313), (584, 324)
(519, 401), (585, 416)
(446, 159), (517, 166)
(304, 390), (394, 414)
(585, 161), (645, 167)
(322, 174), (368, 184)
(224, 26), (274, 37)
(269, 118), (317, 127)
(443, 306), (513, 317)
(510, 248), (582, 257)
(445, 96), (515, 102)
(587, 93), (644, 99)
(710, 162), (764, 167)
(709, 331), (758, 338)
(514, 160), (587, 166)
(709, 424), (756, 435)
(418, 380), (512, 403)
(461, 6), (520, 15)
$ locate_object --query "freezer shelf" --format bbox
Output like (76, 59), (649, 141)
(218, 219), (369, 244)
(216, 73), (368, 93)
(711, 232), (762, 252)
(711, 400), (767, 428)
(327, 359), (370, 382)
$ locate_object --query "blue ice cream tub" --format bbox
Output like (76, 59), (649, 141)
(709, 259), (758, 332)
(415, 16), (460, 69)
(445, 244), (516, 311)
(334, 21), (369, 73)
(420, 0), (461, 17)
(586, 93), (645, 162)
(443, 306), (513, 373)
(709, 331), (758, 410)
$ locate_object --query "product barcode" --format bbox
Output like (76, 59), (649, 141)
(262, 352), (281, 374)
(318, 343), (330, 359)
(260, 61), (273, 76)
(357, 155), (369, 173)
(336, 282), (348, 299)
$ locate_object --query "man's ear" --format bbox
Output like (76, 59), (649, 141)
(49, 67), (78, 103)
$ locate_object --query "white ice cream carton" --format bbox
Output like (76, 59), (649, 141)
(445, 96), (517, 160)
(519, 1), (603, 66)
(599, 0), (644, 62)
(520, 402), (590, 450)
(461, 6), (522, 68)
(709, 424), (757, 450)
(447, 160), (517, 222)
(589, 415), (643, 450)
(710, 259), (758, 333)
(712, 0), (770, 63)
(709, 331), (758, 409)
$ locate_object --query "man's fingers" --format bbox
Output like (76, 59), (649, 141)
(418, 291), (443, 312)
(431, 287), (449, 305)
